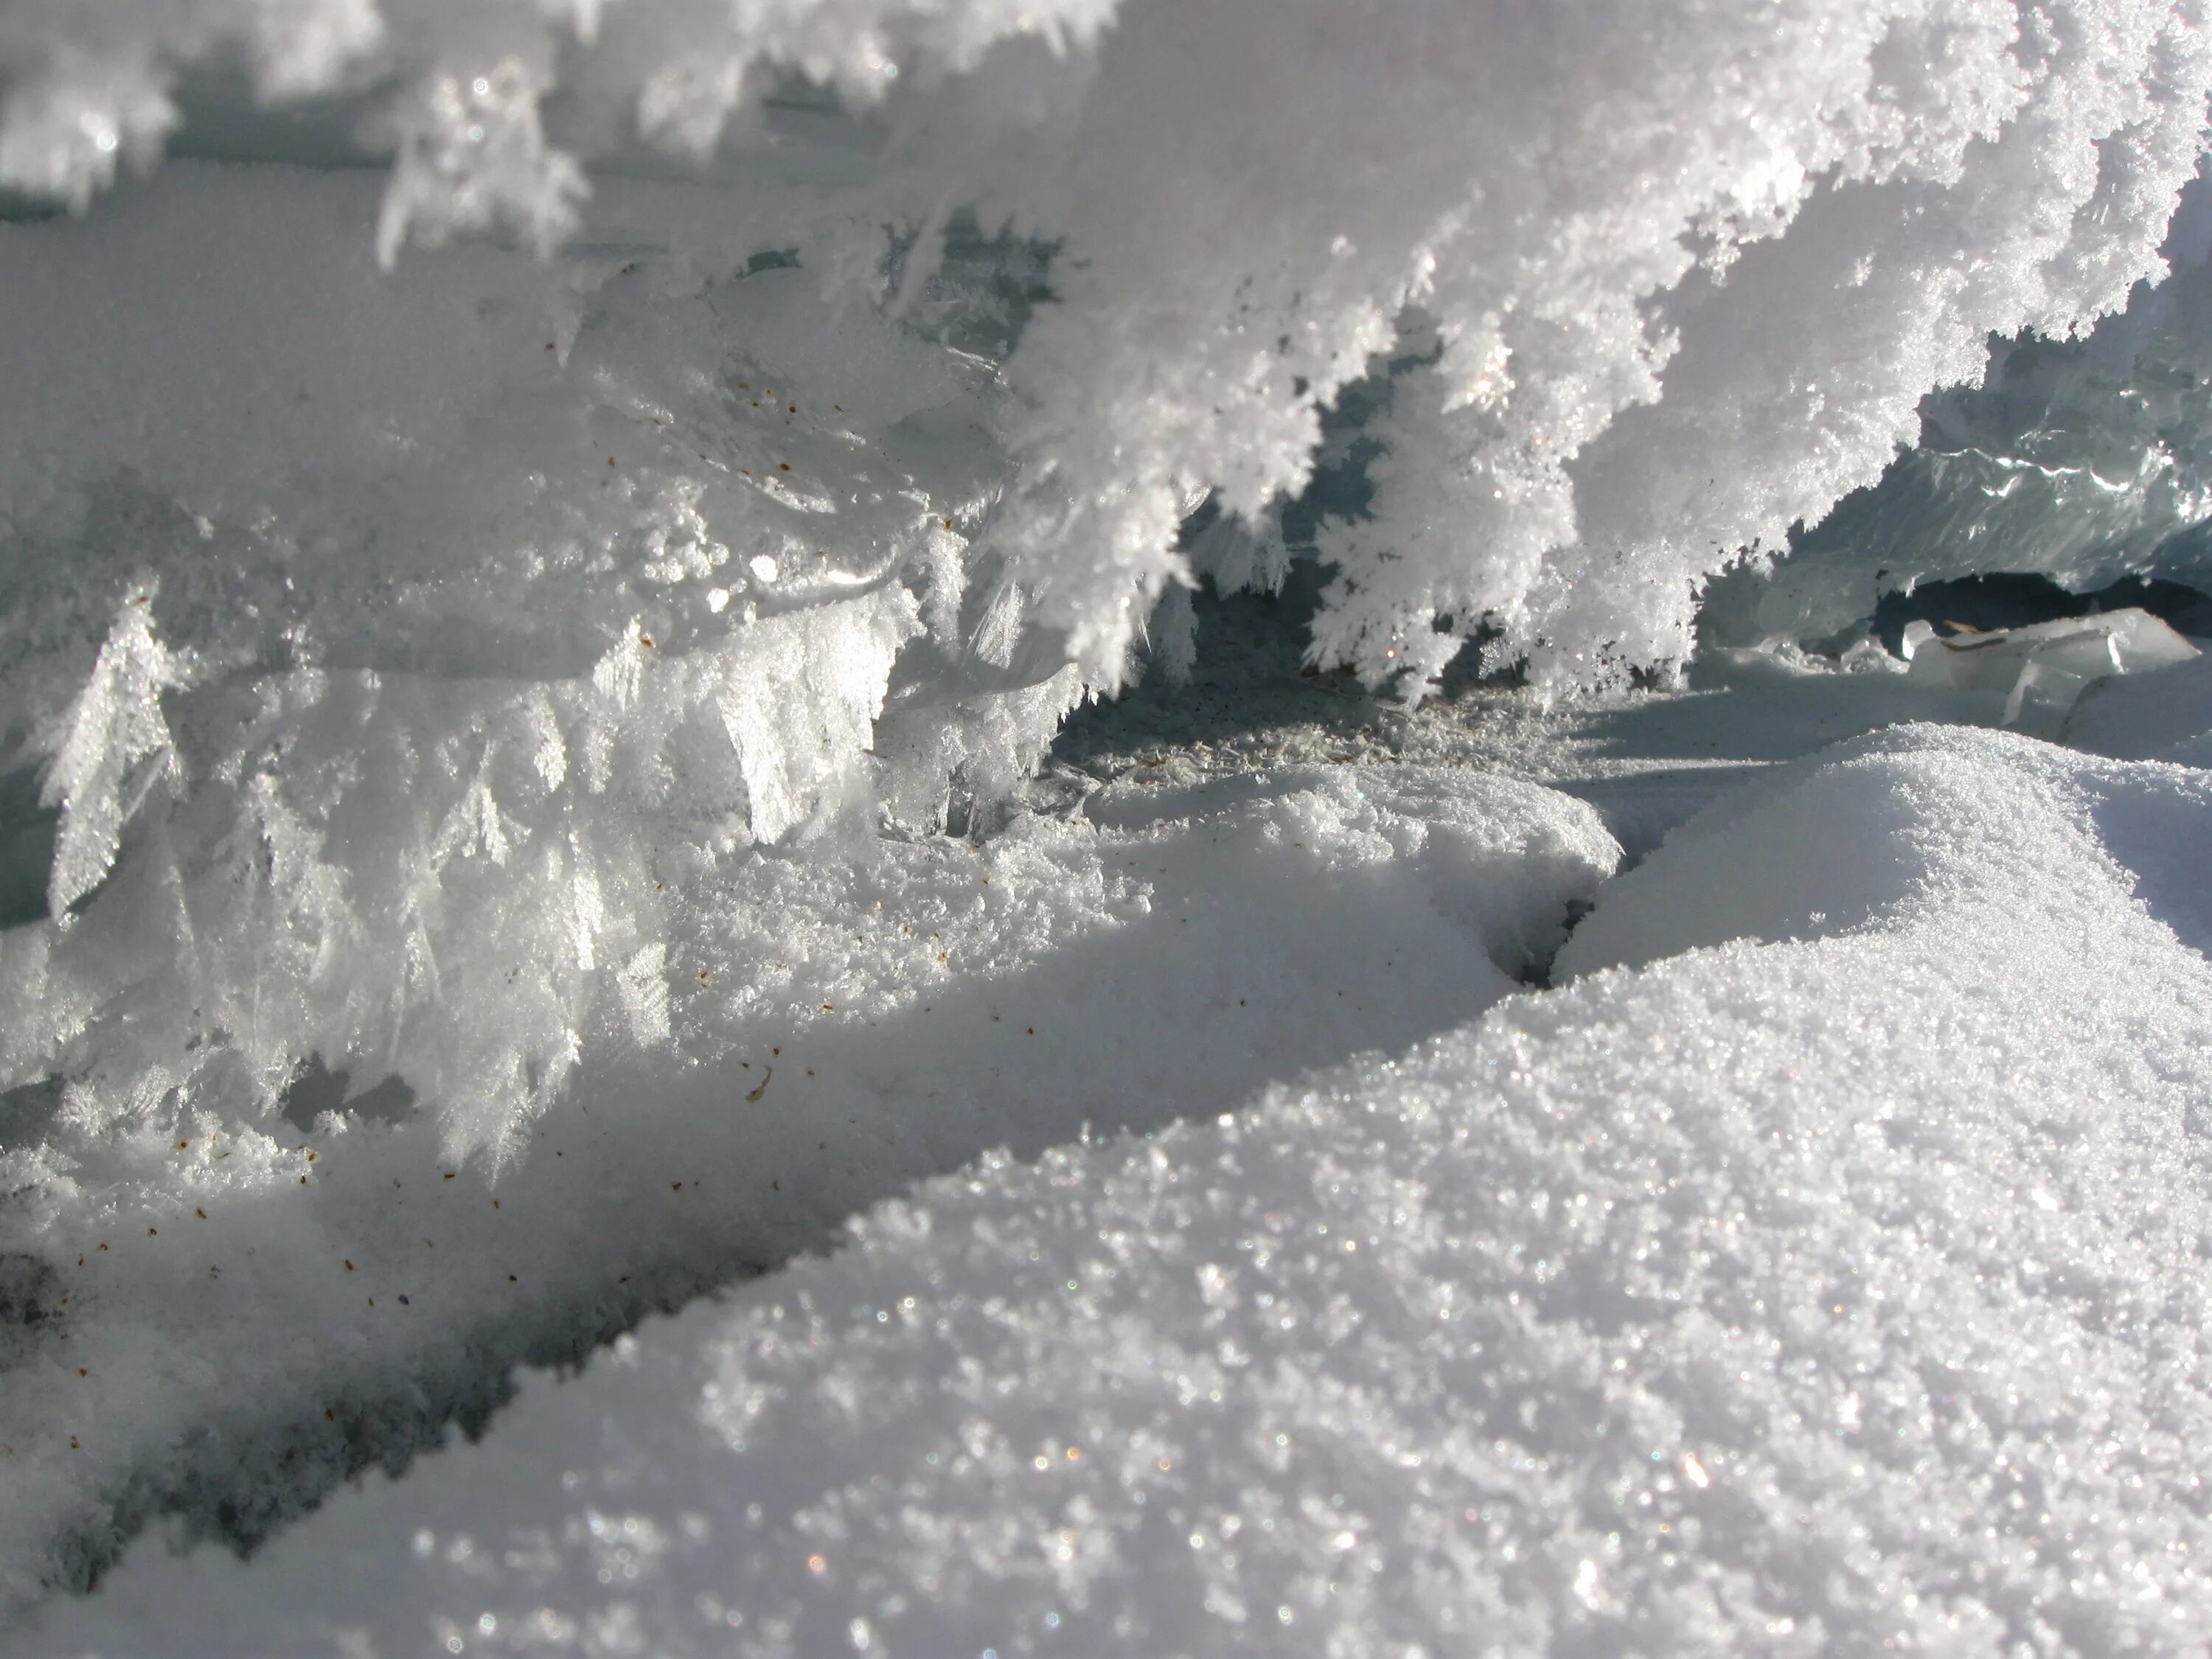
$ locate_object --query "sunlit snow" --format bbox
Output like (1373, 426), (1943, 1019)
(25, 726), (2212, 1658)
(1, 2), (2212, 1655)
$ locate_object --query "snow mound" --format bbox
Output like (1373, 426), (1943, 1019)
(22, 726), (2212, 1657)
(0, 765), (1615, 1622)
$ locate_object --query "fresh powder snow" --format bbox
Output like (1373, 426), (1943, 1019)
(18, 726), (2212, 1657)
(1, 3), (2211, 1655)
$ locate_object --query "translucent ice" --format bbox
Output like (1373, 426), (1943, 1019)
(1898, 606), (2200, 732)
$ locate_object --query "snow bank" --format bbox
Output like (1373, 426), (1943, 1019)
(2060, 645), (2212, 762)
(19, 726), (2210, 1657)
(0, 765), (1614, 1621)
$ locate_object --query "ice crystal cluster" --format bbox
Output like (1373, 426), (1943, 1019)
(1, 0), (2209, 1156)
(1708, 162), (2212, 648)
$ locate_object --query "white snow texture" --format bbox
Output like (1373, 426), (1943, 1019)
(1, 0), (2208, 1164)
(4, 3), (2212, 1652)
(18, 725), (2212, 1658)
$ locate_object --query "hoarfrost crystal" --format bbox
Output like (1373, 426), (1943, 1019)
(0, 0), (2205, 1159)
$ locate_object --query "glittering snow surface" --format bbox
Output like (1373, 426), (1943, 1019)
(0, 757), (1620, 1619)
(4, 2), (2212, 1649)
(16, 718), (2212, 1658)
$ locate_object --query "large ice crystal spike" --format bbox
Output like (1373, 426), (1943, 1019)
(36, 595), (186, 922)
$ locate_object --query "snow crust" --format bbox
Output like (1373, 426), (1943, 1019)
(15, 725), (2212, 1657)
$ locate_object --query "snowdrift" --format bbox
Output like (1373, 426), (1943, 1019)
(0, 766), (1618, 1618)
(18, 725), (2212, 1656)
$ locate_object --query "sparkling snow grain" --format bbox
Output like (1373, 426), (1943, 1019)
(22, 726), (2212, 1657)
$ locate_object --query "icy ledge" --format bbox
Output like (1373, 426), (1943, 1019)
(22, 723), (2212, 1657)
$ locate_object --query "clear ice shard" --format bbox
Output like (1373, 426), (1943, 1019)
(1899, 608), (2201, 734)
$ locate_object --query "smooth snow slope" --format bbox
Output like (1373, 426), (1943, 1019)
(21, 724), (2212, 1658)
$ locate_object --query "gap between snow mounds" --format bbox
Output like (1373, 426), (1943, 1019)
(0, 765), (1617, 1623)
(26, 728), (2212, 1658)
(1046, 569), (2211, 874)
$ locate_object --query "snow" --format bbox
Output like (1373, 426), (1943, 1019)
(2, 1), (2212, 1650)
(0, 162), (1070, 1159)
(1, 1), (2208, 1172)
(15, 725), (2212, 1658)
(0, 762), (1615, 1618)
(1704, 165), (2212, 655)
(33, 599), (187, 921)
(2059, 646), (2212, 762)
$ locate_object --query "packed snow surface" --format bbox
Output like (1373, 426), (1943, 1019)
(13, 723), (2212, 1658)
(0, 763), (1618, 1617)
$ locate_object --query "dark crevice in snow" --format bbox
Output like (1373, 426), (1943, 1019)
(277, 1060), (418, 1135)
(0, 767), (57, 930)
(44, 1243), (782, 1600)
(1517, 894), (1599, 990)
(0, 1253), (61, 1345)
(1052, 567), (1401, 769)
(0, 1077), (63, 1155)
